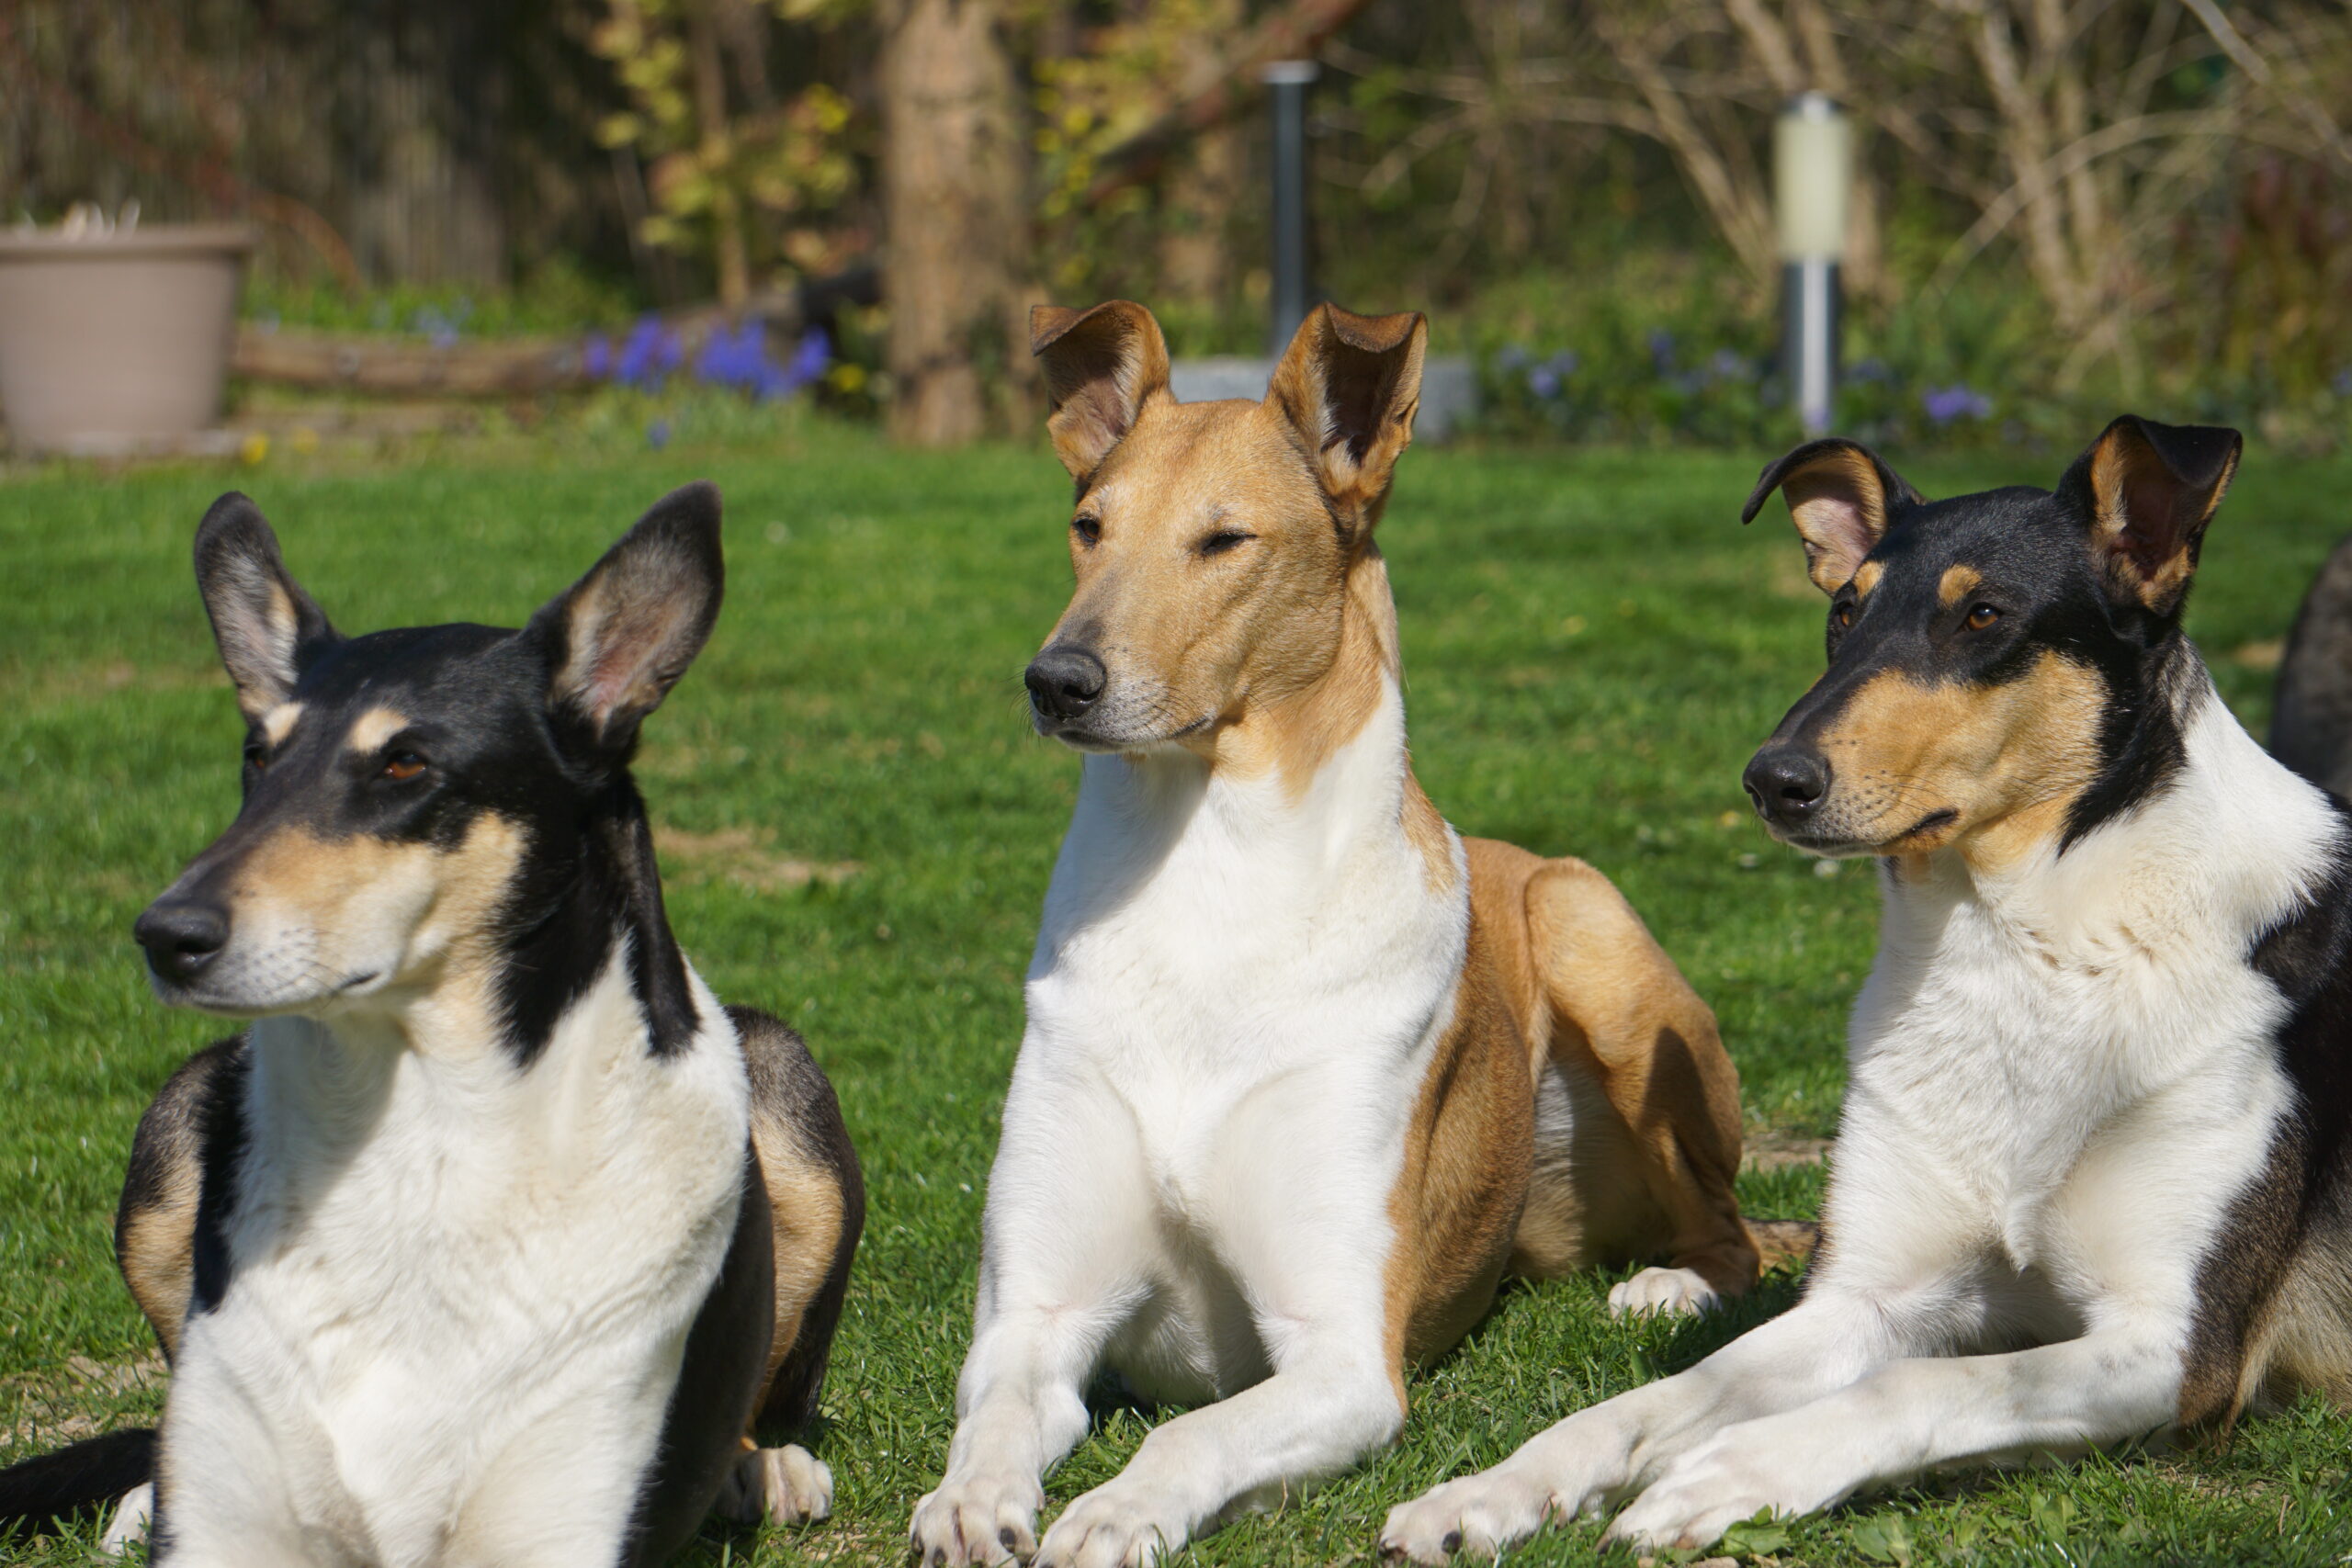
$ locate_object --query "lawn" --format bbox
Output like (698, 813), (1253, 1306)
(1, 423), (2347, 1566)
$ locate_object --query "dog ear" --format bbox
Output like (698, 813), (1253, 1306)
(528, 481), (725, 754)
(1740, 438), (1923, 594)
(1265, 303), (1426, 539)
(193, 492), (340, 720)
(2057, 414), (2241, 618)
(1031, 301), (1172, 481)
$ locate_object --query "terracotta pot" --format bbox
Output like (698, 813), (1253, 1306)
(0, 225), (254, 451)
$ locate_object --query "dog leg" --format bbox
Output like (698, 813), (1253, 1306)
(1378, 1288), (1903, 1563)
(97, 1482), (153, 1557)
(1607, 1326), (2182, 1551)
(912, 1080), (1155, 1566)
(1519, 860), (1757, 1315)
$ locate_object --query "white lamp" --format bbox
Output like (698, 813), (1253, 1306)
(1775, 92), (1852, 435)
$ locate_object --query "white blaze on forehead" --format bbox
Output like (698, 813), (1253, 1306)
(346, 706), (412, 754)
(261, 703), (305, 747)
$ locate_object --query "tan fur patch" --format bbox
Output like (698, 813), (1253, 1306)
(1851, 561), (1883, 599)
(1380, 916), (1532, 1406)
(749, 1119), (847, 1413)
(1938, 564), (1982, 606)
(1466, 840), (1757, 1295)
(1811, 653), (2107, 870)
(345, 706), (411, 754)
(119, 1158), (200, 1359)
(260, 702), (304, 748)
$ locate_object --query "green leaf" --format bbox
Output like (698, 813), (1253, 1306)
(1722, 1508), (1792, 1557)
(1850, 1513), (1915, 1564)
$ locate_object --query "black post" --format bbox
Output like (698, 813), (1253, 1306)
(1263, 61), (1317, 355)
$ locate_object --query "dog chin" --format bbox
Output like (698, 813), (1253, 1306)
(152, 967), (386, 1019)
(1770, 807), (1962, 859)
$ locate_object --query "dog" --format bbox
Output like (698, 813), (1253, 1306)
(0, 485), (863, 1566)
(1379, 413), (2352, 1558)
(2270, 532), (2352, 798)
(909, 300), (1770, 1568)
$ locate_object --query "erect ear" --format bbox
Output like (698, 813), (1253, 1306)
(1740, 438), (1924, 594)
(2057, 414), (2242, 618)
(1031, 300), (1172, 481)
(192, 492), (340, 721)
(1265, 303), (1426, 538)
(527, 481), (725, 753)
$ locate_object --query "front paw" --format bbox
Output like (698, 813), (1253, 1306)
(1034, 1481), (1189, 1568)
(1603, 1438), (1815, 1552)
(910, 1473), (1044, 1565)
(1607, 1266), (1720, 1319)
(1376, 1467), (1576, 1564)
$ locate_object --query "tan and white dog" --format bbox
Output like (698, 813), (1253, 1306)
(909, 301), (1770, 1568)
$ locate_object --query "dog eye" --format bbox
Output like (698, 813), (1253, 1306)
(1071, 515), (1102, 547)
(1966, 604), (2002, 630)
(243, 743), (269, 772)
(1833, 604), (1855, 630)
(1198, 530), (1252, 558)
(381, 751), (428, 783)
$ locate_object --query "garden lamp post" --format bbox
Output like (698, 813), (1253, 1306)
(1264, 60), (1317, 355)
(1775, 91), (1852, 435)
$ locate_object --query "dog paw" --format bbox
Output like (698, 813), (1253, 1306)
(98, 1482), (153, 1558)
(1607, 1266), (1719, 1318)
(910, 1473), (1043, 1566)
(717, 1443), (832, 1526)
(1033, 1481), (1189, 1568)
(1376, 1468), (1577, 1563)
(1602, 1438), (1811, 1552)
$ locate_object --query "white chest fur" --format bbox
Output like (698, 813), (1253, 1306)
(1838, 691), (2338, 1298)
(1000, 677), (1467, 1398)
(162, 954), (751, 1567)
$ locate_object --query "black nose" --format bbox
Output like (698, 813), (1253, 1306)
(1742, 745), (1830, 822)
(1024, 645), (1107, 722)
(134, 898), (229, 986)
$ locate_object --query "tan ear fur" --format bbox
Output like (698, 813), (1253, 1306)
(1740, 439), (1921, 595)
(1030, 300), (1173, 481)
(1265, 303), (1427, 539)
(2074, 415), (2243, 616)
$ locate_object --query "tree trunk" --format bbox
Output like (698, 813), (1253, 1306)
(879, 0), (1028, 446)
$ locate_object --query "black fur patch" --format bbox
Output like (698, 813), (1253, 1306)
(187, 1043), (252, 1318)
(2182, 815), (2352, 1424)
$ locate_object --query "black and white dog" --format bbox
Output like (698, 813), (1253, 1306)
(1381, 416), (2352, 1555)
(0, 485), (863, 1566)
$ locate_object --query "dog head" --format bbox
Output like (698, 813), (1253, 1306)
(133, 485), (723, 1021)
(1741, 415), (2241, 866)
(1020, 299), (1425, 759)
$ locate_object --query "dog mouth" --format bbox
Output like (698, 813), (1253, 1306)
(157, 967), (385, 1017)
(1035, 710), (1214, 753)
(1772, 807), (1960, 858)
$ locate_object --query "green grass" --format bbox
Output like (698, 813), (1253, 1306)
(1, 428), (2347, 1565)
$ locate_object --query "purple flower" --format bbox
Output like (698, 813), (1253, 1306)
(1648, 329), (1677, 373)
(1709, 348), (1751, 381)
(1497, 344), (1531, 370)
(1922, 384), (1992, 425)
(787, 328), (831, 388)
(646, 418), (672, 450)
(582, 333), (612, 379)
(2335, 367), (2352, 397)
(1527, 367), (1561, 399)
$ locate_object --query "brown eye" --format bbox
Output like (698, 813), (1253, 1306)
(1834, 604), (1855, 629)
(243, 743), (269, 772)
(1966, 604), (2002, 630)
(381, 751), (427, 782)
(1071, 515), (1102, 547)
(1198, 530), (1252, 558)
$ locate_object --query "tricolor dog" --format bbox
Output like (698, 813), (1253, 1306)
(910, 301), (1770, 1568)
(0, 486), (863, 1566)
(1381, 415), (2352, 1557)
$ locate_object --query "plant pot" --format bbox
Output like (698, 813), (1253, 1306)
(0, 225), (254, 453)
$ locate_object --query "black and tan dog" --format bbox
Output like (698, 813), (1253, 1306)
(0, 486), (862, 1566)
(1385, 414), (2352, 1554)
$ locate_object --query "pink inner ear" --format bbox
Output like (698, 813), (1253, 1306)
(580, 594), (691, 726)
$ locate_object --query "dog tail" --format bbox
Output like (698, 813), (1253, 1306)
(0, 1427), (153, 1534)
